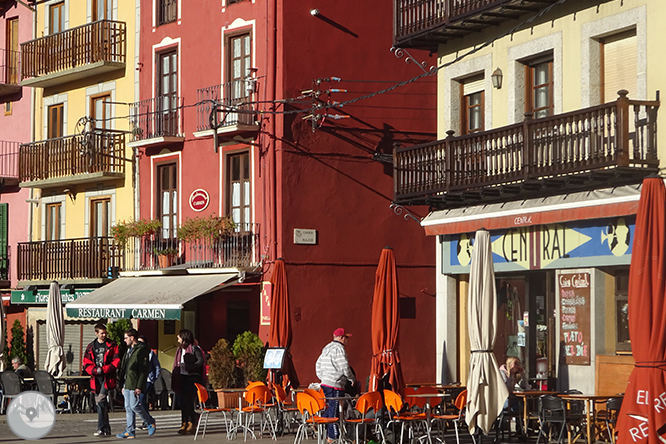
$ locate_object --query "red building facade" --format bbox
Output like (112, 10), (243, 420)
(133, 0), (437, 386)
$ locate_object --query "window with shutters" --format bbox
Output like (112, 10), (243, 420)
(600, 30), (637, 103)
(157, 163), (177, 239)
(0, 203), (7, 280)
(158, 0), (177, 26)
(460, 76), (485, 135)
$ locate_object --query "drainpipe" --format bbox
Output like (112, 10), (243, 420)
(28, 3), (38, 243)
(268, 0), (278, 260)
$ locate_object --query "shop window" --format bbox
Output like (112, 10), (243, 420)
(615, 271), (630, 352)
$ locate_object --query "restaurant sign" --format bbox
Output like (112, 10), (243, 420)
(65, 306), (182, 320)
(557, 271), (591, 366)
(11, 289), (92, 305)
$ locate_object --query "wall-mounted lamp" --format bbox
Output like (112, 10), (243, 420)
(310, 8), (319, 16)
(63, 188), (76, 201)
(491, 67), (503, 89)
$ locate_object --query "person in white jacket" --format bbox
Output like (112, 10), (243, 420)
(316, 328), (354, 441)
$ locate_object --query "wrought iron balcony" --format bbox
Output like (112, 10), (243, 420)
(20, 20), (126, 87)
(17, 237), (121, 283)
(195, 79), (259, 135)
(119, 223), (261, 271)
(19, 130), (126, 187)
(394, 91), (660, 208)
(0, 140), (19, 185)
(0, 48), (21, 96)
(394, 0), (561, 49)
(128, 96), (184, 148)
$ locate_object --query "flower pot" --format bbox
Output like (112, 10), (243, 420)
(215, 390), (247, 409)
(157, 254), (175, 268)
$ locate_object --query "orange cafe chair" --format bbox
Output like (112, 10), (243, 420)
(304, 388), (327, 411)
(295, 392), (338, 444)
(432, 389), (468, 444)
(242, 384), (276, 440)
(272, 383), (299, 436)
(193, 383), (234, 441)
(384, 389), (426, 444)
(345, 391), (385, 444)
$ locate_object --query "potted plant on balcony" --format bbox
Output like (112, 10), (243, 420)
(153, 246), (179, 268)
(177, 214), (236, 243)
(208, 338), (239, 408)
(111, 218), (161, 248)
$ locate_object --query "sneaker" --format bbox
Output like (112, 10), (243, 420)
(116, 431), (135, 439)
(138, 424), (147, 431)
(94, 430), (110, 437)
(147, 423), (156, 437)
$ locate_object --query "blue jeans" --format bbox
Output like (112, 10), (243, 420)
(122, 388), (155, 434)
(138, 381), (154, 425)
(96, 386), (109, 433)
(322, 385), (344, 439)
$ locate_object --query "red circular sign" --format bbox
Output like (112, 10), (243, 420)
(189, 189), (210, 212)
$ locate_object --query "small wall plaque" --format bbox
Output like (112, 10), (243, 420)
(294, 228), (317, 245)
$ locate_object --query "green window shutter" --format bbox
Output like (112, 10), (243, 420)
(0, 203), (8, 280)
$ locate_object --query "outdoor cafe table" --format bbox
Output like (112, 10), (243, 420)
(219, 387), (253, 441)
(405, 392), (450, 444)
(559, 393), (615, 444)
(513, 390), (558, 434)
(321, 395), (353, 444)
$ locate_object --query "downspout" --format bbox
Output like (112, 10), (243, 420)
(28, 3), (37, 243)
(133, 0), (141, 222)
(268, 0), (278, 260)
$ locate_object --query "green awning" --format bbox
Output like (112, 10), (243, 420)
(66, 273), (238, 320)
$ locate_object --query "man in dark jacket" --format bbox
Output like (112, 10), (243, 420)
(116, 328), (156, 439)
(82, 323), (120, 437)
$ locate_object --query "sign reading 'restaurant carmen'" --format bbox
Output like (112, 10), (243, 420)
(66, 307), (181, 320)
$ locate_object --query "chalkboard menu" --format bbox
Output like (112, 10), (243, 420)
(558, 271), (591, 366)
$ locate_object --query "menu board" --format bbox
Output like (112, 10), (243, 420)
(558, 272), (591, 366)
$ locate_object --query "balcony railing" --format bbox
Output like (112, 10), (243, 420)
(17, 237), (120, 282)
(130, 96), (184, 141)
(0, 48), (20, 85)
(21, 20), (126, 81)
(120, 223), (260, 271)
(0, 141), (19, 180)
(196, 79), (257, 132)
(394, 92), (660, 207)
(394, 0), (560, 48)
(19, 130), (126, 183)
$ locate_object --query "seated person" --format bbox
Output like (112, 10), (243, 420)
(12, 357), (33, 379)
(499, 356), (527, 436)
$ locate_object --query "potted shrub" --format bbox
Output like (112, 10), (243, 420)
(177, 214), (236, 243)
(153, 246), (179, 268)
(111, 218), (161, 247)
(232, 331), (267, 386)
(208, 338), (239, 408)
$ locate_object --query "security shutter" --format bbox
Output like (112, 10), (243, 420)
(603, 30), (637, 102)
(463, 76), (484, 96)
(37, 321), (97, 374)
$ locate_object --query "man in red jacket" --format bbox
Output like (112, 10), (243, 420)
(82, 323), (121, 437)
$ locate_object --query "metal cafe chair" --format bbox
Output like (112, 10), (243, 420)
(33, 370), (72, 413)
(193, 382), (234, 440)
(0, 370), (23, 414)
(536, 395), (568, 444)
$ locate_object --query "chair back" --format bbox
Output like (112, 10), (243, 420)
(539, 395), (566, 422)
(273, 383), (291, 405)
(245, 384), (272, 406)
(194, 382), (209, 405)
(297, 392), (322, 417)
(0, 371), (22, 396)
(355, 391), (383, 415)
(304, 388), (326, 410)
(247, 381), (266, 389)
(33, 370), (56, 396)
(410, 386), (439, 409)
(161, 369), (173, 392)
(382, 389), (404, 415)
(154, 373), (165, 394)
(454, 389), (467, 412)
(607, 396), (623, 412)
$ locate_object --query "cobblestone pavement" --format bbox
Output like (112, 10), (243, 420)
(0, 409), (537, 443)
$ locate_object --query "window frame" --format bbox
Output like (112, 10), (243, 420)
(525, 58), (554, 118)
(50, 1), (65, 34)
(460, 81), (485, 135)
(6, 17), (19, 84)
(156, 49), (178, 135)
(90, 197), (111, 237)
(615, 270), (631, 353)
(156, 162), (178, 239)
(226, 151), (251, 227)
(227, 32), (252, 90)
(157, 0), (177, 26)
(90, 93), (111, 130)
(48, 103), (64, 139)
(92, 0), (112, 21)
(46, 202), (62, 241)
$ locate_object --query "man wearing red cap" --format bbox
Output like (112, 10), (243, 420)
(315, 328), (354, 442)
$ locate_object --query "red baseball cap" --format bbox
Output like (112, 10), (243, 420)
(333, 328), (351, 337)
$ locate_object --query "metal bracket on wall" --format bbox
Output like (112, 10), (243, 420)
(390, 203), (421, 225)
(390, 47), (436, 75)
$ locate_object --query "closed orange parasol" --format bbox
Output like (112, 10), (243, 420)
(369, 247), (405, 397)
(617, 177), (666, 443)
(268, 258), (299, 389)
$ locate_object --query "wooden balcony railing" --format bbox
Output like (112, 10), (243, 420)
(196, 79), (257, 132)
(19, 130), (126, 183)
(394, 0), (560, 47)
(17, 237), (121, 282)
(130, 96), (184, 141)
(120, 223), (260, 271)
(0, 48), (20, 85)
(394, 91), (660, 207)
(0, 141), (19, 179)
(21, 20), (126, 80)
